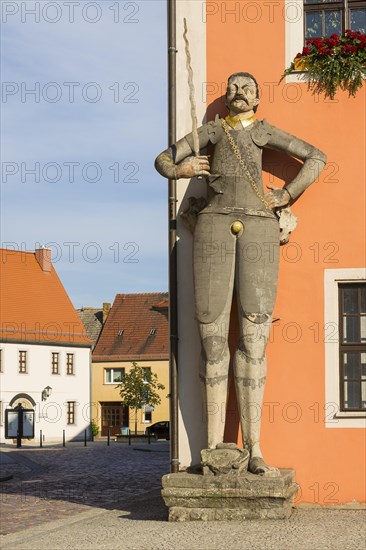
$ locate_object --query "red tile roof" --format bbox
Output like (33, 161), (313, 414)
(0, 249), (92, 346)
(93, 293), (168, 361)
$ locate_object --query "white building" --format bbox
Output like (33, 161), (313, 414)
(0, 248), (92, 444)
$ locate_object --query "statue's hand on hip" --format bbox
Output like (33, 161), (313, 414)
(264, 185), (291, 209)
(176, 156), (211, 179)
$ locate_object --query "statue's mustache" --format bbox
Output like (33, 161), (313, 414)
(233, 95), (249, 105)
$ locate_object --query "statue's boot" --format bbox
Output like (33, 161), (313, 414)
(248, 456), (280, 477)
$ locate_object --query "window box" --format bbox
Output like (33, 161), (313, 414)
(282, 30), (366, 99)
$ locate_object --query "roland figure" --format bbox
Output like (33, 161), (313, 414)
(155, 72), (327, 475)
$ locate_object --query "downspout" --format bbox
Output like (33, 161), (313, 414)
(167, 0), (179, 473)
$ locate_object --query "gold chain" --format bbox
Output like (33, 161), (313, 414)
(221, 119), (272, 212)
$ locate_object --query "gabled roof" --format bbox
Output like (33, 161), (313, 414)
(77, 307), (103, 345)
(93, 293), (168, 361)
(0, 249), (92, 346)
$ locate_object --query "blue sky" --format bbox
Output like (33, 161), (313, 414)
(1, 0), (168, 307)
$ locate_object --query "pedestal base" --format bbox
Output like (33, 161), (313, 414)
(162, 469), (298, 521)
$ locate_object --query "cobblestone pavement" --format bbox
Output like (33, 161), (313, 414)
(0, 440), (170, 536)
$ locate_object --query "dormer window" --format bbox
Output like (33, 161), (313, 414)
(150, 328), (157, 336)
(117, 329), (124, 337)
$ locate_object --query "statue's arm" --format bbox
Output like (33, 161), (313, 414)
(266, 125), (327, 201)
(155, 124), (213, 180)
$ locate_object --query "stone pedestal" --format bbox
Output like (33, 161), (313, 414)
(162, 469), (298, 521)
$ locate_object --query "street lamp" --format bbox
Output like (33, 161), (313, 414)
(42, 386), (52, 401)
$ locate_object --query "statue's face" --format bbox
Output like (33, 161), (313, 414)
(226, 75), (259, 114)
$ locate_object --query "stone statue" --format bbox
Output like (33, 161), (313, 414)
(155, 72), (327, 476)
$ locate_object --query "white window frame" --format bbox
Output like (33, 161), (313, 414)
(104, 367), (125, 384)
(142, 410), (152, 424)
(285, 0), (305, 83)
(324, 268), (366, 428)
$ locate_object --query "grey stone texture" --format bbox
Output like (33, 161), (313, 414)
(162, 469), (298, 521)
(201, 444), (249, 475)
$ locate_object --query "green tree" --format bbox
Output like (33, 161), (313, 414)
(116, 362), (165, 435)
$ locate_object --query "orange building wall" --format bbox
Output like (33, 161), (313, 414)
(206, 1), (366, 504)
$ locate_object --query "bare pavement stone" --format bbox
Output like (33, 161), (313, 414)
(1, 491), (366, 550)
(1, 441), (365, 549)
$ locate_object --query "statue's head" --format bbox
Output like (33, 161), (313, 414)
(225, 72), (259, 114)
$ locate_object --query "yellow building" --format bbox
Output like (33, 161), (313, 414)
(92, 293), (169, 436)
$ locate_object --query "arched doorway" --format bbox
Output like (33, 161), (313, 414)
(9, 393), (36, 409)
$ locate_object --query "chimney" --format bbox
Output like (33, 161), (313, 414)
(102, 302), (111, 323)
(35, 247), (52, 272)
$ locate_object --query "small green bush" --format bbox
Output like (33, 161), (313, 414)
(91, 420), (100, 437)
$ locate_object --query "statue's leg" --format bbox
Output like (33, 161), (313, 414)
(198, 291), (233, 449)
(193, 213), (236, 449)
(234, 216), (280, 475)
(233, 315), (279, 475)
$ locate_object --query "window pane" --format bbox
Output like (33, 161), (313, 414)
(142, 367), (151, 381)
(305, 0), (338, 3)
(306, 12), (323, 38)
(105, 369), (111, 383)
(350, 8), (366, 33)
(343, 287), (358, 314)
(361, 353), (366, 379)
(325, 10), (341, 35)
(361, 316), (366, 343)
(113, 369), (124, 382)
(361, 287), (366, 314)
(343, 352), (360, 379)
(343, 316), (359, 342)
(362, 381), (366, 409)
(344, 380), (360, 409)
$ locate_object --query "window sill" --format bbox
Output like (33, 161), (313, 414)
(284, 69), (366, 85)
(326, 414), (366, 428)
(283, 71), (309, 84)
(334, 412), (366, 419)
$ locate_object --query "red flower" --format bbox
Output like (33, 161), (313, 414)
(302, 47), (310, 56)
(295, 53), (302, 59)
(324, 38), (335, 48)
(345, 29), (357, 40)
